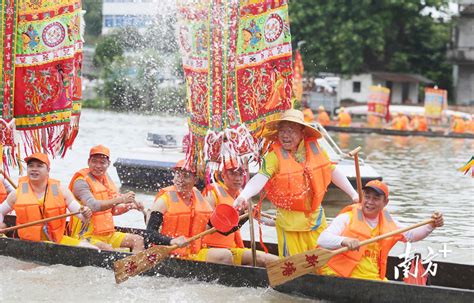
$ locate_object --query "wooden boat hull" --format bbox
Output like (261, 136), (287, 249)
(324, 125), (474, 139)
(1, 219), (472, 302)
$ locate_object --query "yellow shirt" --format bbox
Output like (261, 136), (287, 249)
(259, 140), (334, 231)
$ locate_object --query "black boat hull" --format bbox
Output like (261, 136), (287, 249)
(324, 125), (474, 139)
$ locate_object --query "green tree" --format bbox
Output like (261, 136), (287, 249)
(82, 0), (103, 37)
(93, 34), (124, 68)
(289, 0), (452, 92)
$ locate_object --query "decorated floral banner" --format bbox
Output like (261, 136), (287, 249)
(424, 87), (447, 119)
(0, 0), (83, 165)
(367, 85), (390, 118)
(177, 0), (293, 170)
(292, 49), (303, 103)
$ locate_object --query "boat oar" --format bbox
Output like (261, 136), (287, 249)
(266, 218), (434, 287)
(1, 170), (18, 189)
(0, 211), (81, 234)
(348, 146), (363, 202)
(248, 201), (257, 266)
(113, 212), (249, 284)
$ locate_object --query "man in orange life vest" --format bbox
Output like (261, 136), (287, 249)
(69, 145), (145, 252)
(234, 109), (359, 257)
(317, 106), (331, 126)
(335, 107), (352, 127)
(0, 153), (96, 248)
(201, 159), (279, 266)
(147, 160), (239, 264)
(318, 180), (444, 281)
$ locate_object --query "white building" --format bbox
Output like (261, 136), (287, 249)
(338, 72), (433, 105)
(447, 3), (474, 105)
(102, 0), (174, 34)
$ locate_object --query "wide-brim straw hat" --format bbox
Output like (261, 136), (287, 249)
(263, 109), (322, 140)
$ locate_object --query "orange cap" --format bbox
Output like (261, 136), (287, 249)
(363, 180), (389, 198)
(89, 145), (110, 158)
(25, 152), (50, 168)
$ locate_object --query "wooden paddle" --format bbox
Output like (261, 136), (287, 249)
(348, 146), (363, 202)
(266, 218), (434, 287)
(113, 213), (249, 284)
(1, 170), (17, 189)
(0, 211), (81, 234)
(248, 201), (257, 266)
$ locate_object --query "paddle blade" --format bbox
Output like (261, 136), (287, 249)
(114, 245), (175, 284)
(266, 247), (334, 287)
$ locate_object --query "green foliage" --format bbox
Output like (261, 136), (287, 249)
(82, 98), (110, 109)
(93, 34), (124, 68)
(82, 0), (102, 37)
(289, 0), (452, 92)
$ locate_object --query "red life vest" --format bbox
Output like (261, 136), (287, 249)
(201, 183), (244, 249)
(264, 138), (332, 212)
(156, 186), (213, 256)
(326, 204), (403, 279)
(69, 168), (117, 235)
(14, 177), (67, 243)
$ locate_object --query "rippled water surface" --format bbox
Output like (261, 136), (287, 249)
(1, 109), (472, 302)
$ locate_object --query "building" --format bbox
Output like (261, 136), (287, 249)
(338, 72), (433, 105)
(447, 2), (474, 105)
(102, 0), (174, 35)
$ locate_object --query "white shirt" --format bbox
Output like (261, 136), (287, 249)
(318, 213), (434, 250)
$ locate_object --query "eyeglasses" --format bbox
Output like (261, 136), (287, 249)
(173, 170), (195, 179)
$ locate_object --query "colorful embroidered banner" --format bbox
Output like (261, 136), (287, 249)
(292, 49), (303, 103)
(0, 0), (83, 165)
(177, 0), (293, 169)
(367, 85), (390, 119)
(424, 87), (447, 119)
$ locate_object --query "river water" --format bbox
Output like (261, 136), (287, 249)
(1, 108), (472, 302)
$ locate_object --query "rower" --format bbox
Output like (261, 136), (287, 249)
(147, 160), (236, 265)
(234, 109), (358, 257)
(335, 107), (351, 127)
(303, 107), (315, 122)
(317, 106), (331, 126)
(69, 145), (145, 253)
(0, 153), (96, 248)
(318, 180), (444, 281)
(0, 171), (16, 206)
(391, 112), (409, 131)
(201, 159), (278, 266)
(451, 114), (466, 134)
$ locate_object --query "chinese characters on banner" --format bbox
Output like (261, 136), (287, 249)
(424, 87), (447, 119)
(367, 86), (390, 122)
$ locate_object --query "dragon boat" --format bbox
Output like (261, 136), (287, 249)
(1, 216), (472, 303)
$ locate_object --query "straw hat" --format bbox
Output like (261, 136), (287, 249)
(263, 109), (322, 140)
(318, 105), (325, 111)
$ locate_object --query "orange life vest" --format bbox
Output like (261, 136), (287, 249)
(338, 112), (351, 126)
(14, 177), (67, 243)
(418, 117), (428, 131)
(69, 168), (117, 235)
(201, 183), (244, 249)
(0, 181), (8, 204)
(303, 108), (315, 122)
(157, 185), (213, 256)
(264, 138), (332, 212)
(318, 111), (331, 126)
(326, 204), (403, 279)
(452, 118), (466, 133)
